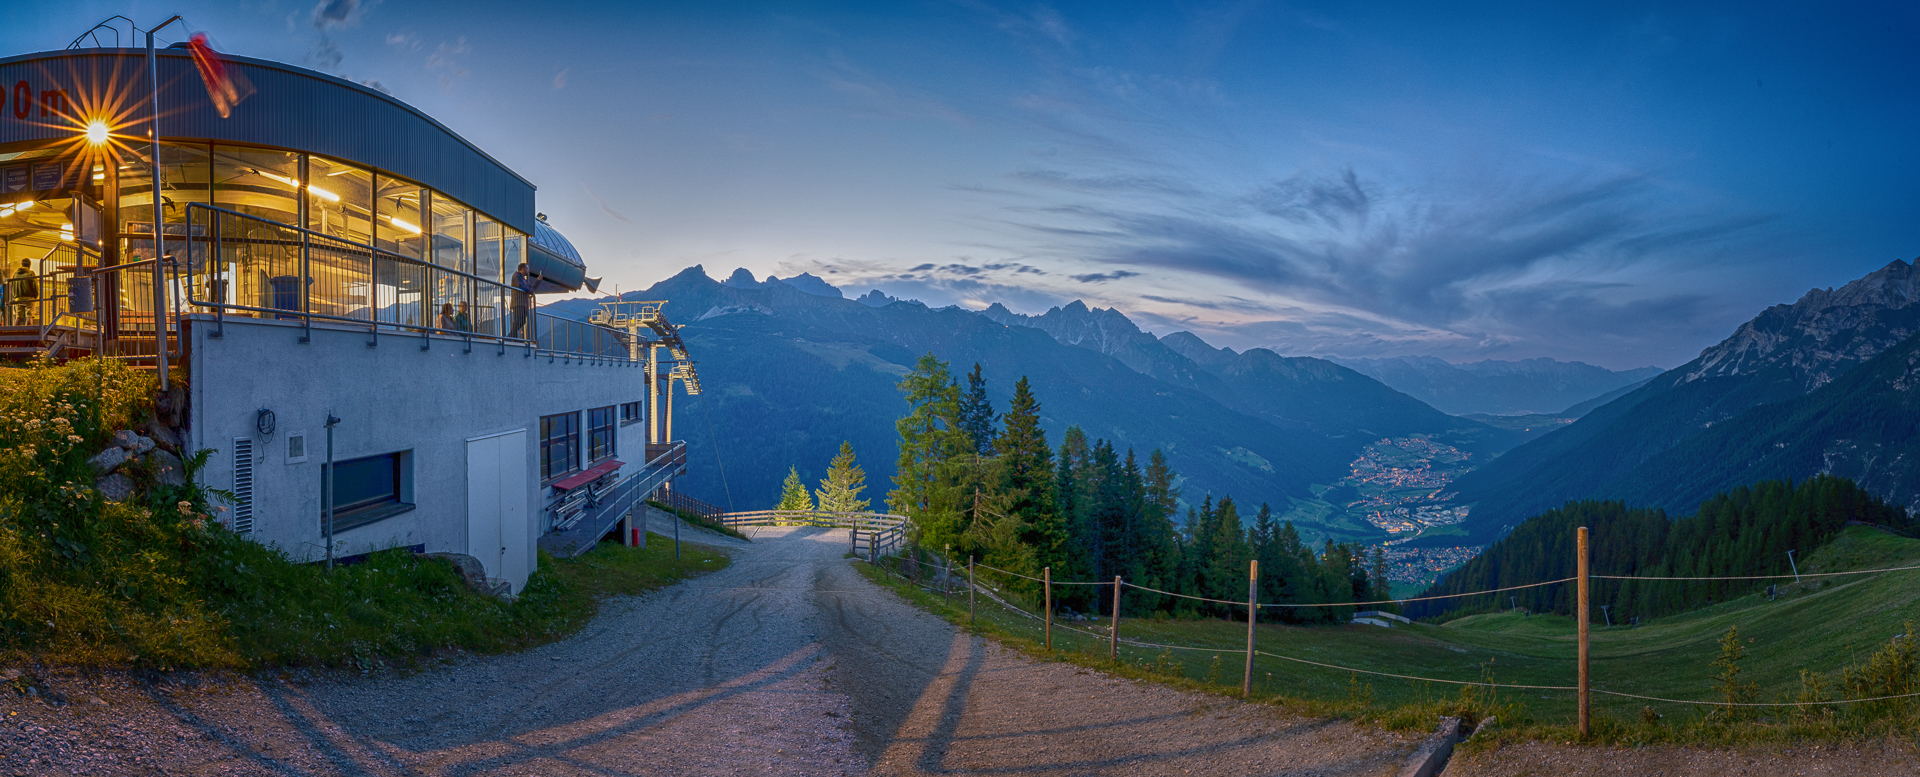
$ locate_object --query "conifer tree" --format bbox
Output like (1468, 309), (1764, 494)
(958, 363), (997, 456)
(777, 466), (813, 511)
(1135, 449), (1183, 610)
(1205, 496), (1253, 611)
(995, 376), (1060, 569)
(889, 353), (972, 543)
(816, 441), (870, 514)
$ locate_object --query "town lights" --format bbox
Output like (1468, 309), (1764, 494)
(85, 119), (109, 145)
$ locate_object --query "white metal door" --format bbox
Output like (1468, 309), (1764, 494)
(494, 430), (530, 590)
(466, 434), (504, 577)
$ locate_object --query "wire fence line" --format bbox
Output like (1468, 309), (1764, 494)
(1591, 563), (1920, 581)
(868, 537), (1920, 722)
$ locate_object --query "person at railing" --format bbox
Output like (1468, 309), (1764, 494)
(438, 301), (455, 332)
(454, 301), (472, 332)
(7, 260), (38, 326)
(509, 261), (541, 339)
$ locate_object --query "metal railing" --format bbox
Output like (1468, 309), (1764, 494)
(537, 440), (690, 558)
(717, 509), (913, 558)
(136, 203), (636, 362)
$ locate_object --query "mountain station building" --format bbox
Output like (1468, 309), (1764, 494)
(0, 32), (699, 594)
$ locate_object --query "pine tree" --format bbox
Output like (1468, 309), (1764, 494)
(958, 363), (997, 456)
(1205, 496), (1253, 612)
(995, 376), (1060, 562)
(777, 466), (814, 511)
(888, 353), (972, 544)
(816, 441), (870, 514)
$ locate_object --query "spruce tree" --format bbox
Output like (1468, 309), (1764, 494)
(958, 363), (997, 456)
(995, 376), (1060, 570)
(816, 441), (870, 514)
(888, 353), (971, 543)
(777, 466), (814, 511)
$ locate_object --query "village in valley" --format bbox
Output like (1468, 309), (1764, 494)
(1300, 436), (1489, 591)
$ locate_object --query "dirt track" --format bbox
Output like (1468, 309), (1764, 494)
(2, 525), (1418, 775)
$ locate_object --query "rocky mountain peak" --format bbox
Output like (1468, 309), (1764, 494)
(1682, 259), (1920, 389)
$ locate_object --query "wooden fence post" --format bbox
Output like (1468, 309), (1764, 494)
(1044, 566), (1053, 652)
(1244, 559), (1258, 698)
(969, 556), (976, 626)
(1577, 525), (1590, 738)
(1110, 575), (1122, 663)
(944, 544), (951, 607)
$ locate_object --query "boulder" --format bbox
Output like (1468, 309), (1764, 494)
(113, 429), (138, 449)
(149, 449), (185, 487)
(95, 473), (134, 502)
(143, 424), (182, 451)
(421, 552), (506, 598)
(87, 446), (129, 475)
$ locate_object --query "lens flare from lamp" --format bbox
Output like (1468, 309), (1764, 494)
(85, 120), (109, 145)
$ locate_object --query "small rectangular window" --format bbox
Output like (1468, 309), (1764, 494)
(322, 450), (413, 533)
(541, 412), (580, 480)
(619, 401), (642, 424)
(286, 431), (308, 464)
(588, 406), (617, 462)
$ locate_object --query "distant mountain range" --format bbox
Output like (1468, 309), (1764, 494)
(552, 261), (1920, 547)
(1448, 259), (1920, 542)
(1329, 356), (1663, 416)
(548, 271), (1523, 527)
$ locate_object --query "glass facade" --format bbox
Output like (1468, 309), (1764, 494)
(98, 140), (529, 338)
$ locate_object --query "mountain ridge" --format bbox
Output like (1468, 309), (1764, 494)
(1447, 258), (1920, 541)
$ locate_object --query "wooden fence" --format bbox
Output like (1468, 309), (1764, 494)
(657, 489), (724, 521)
(717, 510), (912, 559)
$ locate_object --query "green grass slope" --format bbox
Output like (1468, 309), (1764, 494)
(874, 526), (1920, 744)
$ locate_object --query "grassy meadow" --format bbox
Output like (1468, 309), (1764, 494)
(862, 526), (1920, 746)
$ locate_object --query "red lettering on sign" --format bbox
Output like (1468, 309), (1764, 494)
(39, 89), (66, 119)
(11, 82), (27, 120)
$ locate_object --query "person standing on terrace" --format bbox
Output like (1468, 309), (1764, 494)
(510, 262), (541, 338)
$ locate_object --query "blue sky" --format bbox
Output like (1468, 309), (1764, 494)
(10, 2), (1917, 369)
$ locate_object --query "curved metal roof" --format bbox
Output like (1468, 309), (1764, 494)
(530, 220), (585, 269)
(0, 48), (536, 233)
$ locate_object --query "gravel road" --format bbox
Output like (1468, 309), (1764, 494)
(2, 525), (1417, 775)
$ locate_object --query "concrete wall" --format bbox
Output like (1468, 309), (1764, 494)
(187, 315), (652, 593)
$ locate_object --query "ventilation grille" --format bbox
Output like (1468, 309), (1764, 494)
(232, 438), (255, 534)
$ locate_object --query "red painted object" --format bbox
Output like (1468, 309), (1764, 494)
(551, 458), (622, 491)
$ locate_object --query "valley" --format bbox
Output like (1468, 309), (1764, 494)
(1284, 435), (1487, 590)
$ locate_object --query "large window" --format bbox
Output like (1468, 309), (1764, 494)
(307, 155), (373, 244)
(588, 406), (617, 463)
(212, 145), (302, 225)
(431, 194), (469, 272)
(474, 216), (503, 283)
(375, 176), (425, 259)
(323, 450), (413, 532)
(541, 412), (580, 481)
(118, 143), (210, 238)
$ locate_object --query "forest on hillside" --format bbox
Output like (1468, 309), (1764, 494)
(796, 354), (1396, 622)
(1410, 475), (1917, 622)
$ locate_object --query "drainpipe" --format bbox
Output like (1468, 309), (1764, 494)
(324, 413), (340, 570)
